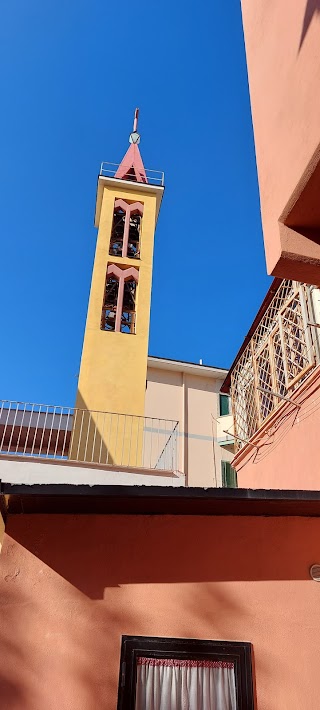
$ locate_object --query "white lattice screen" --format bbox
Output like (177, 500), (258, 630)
(230, 281), (319, 450)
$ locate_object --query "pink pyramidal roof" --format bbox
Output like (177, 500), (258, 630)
(115, 108), (148, 184)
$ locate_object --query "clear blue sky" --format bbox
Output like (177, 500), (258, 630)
(0, 0), (271, 405)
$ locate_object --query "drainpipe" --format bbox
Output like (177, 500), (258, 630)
(211, 413), (218, 488)
(181, 373), (188, 484)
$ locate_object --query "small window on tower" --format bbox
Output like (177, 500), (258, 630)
(110, 208), (126, 257)
(109, 199), (143, 259)
(121, 279), (137, 334)
(127, 212), (141, 258)
(101, 274), (119, 331)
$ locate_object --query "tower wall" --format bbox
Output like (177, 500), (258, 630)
(70, 181), (160, 465)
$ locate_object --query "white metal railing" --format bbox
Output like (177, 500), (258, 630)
(100, 162), (165, 187)
(0, 401), (178, 471)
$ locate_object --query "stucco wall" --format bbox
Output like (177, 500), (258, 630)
(0, 513), (4, 552)
(233, 365), (320, 490)
(1, 513), (320, 709)
(145, 366), (233, 486)
(241, 0), (320, 281)
(76, 182), (158, 421)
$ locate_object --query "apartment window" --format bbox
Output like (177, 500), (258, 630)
(219, 393), (230, 416)
(221, 461), (237, 488)
(118, 636), (254, 710)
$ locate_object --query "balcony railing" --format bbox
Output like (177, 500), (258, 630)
(0, 401), (179, 471)
(100, 162), (165, 187)
(230, 280), (320, 450)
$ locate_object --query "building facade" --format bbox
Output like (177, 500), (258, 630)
(222, 278), (320, 489)
(2, 487), (320, 709)
(146, 356), (234, 487)
(3, 41), (320, 705)
(241, 0), (320, 284)
(218, 0), (320, 493)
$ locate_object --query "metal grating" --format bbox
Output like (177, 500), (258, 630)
(230, 281), (319, 450)
(273, 330), (287, 397)
(257, 344), (274, 420)
(281, 295), (309, 382)
(252, 281), (295, 350)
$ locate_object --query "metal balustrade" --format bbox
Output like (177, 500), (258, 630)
(100, 162), (165, 187)
(0, 401), (178, 471)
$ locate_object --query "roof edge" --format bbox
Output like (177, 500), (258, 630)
(148, 356), (228, 378)
(3, 483), (320, 517)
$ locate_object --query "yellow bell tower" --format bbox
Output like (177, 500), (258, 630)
(70, 110), (164, 465)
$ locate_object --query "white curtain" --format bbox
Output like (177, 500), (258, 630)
(135, 657), (237, 710)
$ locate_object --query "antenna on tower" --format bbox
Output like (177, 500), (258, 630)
(133, 108), (139, 132)
(129, 108), (141, 145)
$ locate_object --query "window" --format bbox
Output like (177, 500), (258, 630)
(221, 461), (238, 488)
(101, 274), (119, 331)
(118, 636), (254, 710)
(121, 278), (137, 333)
(109, 199), (143, 259)
(127, 213), (142, 258)
(101, 265), (139, 334)
(110, 207), (126, 257)
(219, 393), (230, 416)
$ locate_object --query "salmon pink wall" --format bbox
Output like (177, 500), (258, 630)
(1, 513), (320, 709)
(233, 365), (320, 490)
(241, 0), (320, 282)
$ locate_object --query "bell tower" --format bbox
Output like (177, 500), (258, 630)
(71, 110), (164, 464)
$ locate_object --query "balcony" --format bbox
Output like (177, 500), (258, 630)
(100, 162), (165, 187)
(216, 413), (234, 450)
(0, 401), (179, 473)
(227, 280), (320, 451)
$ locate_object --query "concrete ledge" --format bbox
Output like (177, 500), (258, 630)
(0, 456), (185, 488)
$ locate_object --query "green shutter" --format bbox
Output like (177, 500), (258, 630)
(219, 394), (230, 416)
(221, 461), (237, 488)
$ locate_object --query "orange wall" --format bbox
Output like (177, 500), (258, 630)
(241, 0), (320, 281)
(2, 513), (320, 708)
(233, 365), (320, 490)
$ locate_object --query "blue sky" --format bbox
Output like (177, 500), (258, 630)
(0, 0), (271, 405)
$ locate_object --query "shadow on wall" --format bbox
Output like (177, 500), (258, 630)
(299, 0), (320, 50)
(0, 584), (26, 707)
(6, 514), (317, 599)
(0, 531), (260, 710)
(70, 391), (115, 466)
(0, 547), (137, 709)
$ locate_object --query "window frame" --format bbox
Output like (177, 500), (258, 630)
(117, 635), (254, 710)
(110, 198), (144, 259)
(101, 264), (139, 334)
(221, 460), (238, 488)
(219, 393), (230, 417)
